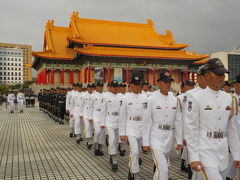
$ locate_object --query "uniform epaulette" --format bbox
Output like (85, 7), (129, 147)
(176, 97), (182, 112)
(229, 94), (238, 120)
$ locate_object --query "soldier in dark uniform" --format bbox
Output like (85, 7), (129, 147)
(25, 93), (31, 107)
(30, 92), (35, 107)
(38, 90), (43, 111)
(58, 88), (66, 124)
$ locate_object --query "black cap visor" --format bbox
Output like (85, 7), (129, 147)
(211, 68), (229, 75)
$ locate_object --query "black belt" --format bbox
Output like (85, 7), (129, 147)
(159, 125), (171, 130)
(129, 117), (141, 121)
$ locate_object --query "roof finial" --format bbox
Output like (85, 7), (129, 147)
(46, 20), (54, 29)
(71, 11), (79, 20)
(147, 19), (154, 26)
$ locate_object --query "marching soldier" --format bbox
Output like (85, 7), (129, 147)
(25, 93), (31, 107)
(119, 75), (145, 179)
(179, 66), (207, 179)
(7, 91), (16, 113)
(100, 80), (122, 171)
(92, 81), (105, 156)
(141, 81), (152, 98)
(225, 74), (240, 180)
(58, 88), (66, 124)
(67, 84), (78, 137)
(83, 84), (94, 149)
(142, 72), (183, 180)
(71, 83), (84, 143)
(30, 92), (35, 107)
(38, 89), (43, 111)
(17, 90), (25, 113)
(185, 58), (240, 179)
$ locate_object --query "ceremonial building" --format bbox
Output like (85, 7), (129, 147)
(32, 12), (208, 86)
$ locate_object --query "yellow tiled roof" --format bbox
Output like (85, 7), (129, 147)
(68, 12), (188, 50)
(32, 20), (76, 60)
(75, 45), (209, 61)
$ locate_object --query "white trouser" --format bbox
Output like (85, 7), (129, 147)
(128, 136), (142, 174)
(8, 101), (14, 112)
(93, 120), (105, 145)
(225, 153), (237, 179)
(83, 117), (93, 138)
(152, 150), (170, 180)
(69, 115), (74, 128)
(18, 100), (24, 111)
(74, 115), (84, 135)
(106, 127), (119, 155)
(192, 167), (228, 180)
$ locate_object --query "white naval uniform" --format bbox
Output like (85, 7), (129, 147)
(7, 93), (15, 112)
(101, 92), (122, 155)
(67, 90), (76, 132)
(178, 86), (204, 163)
(119, 92), (145, 174)
(143, 91), (182, 180)
(185, 87), (240, 180)
(82, 91), (94, 139)
(141, 90), (152, 99)
(92, 92), (106, 145)
(17, 93), (25, 112)
(225, 92), (240, 179)
(71, 91), (84, 136)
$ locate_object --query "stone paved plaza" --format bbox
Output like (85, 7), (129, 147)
(0, 104), (237, 180)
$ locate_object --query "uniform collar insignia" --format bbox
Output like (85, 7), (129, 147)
(225, 105), (231, 110)
(188, 101), (192, 112)
(142, 102), (147, 109)
(128, 102), (133, 105)
(204, 105), (212, 110)
(156, 105), (161, 109)
(183, 96), (187, 103)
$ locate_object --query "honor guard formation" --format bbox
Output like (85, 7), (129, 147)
(0, 90), (36, 113)
(37, 58), (240, 180)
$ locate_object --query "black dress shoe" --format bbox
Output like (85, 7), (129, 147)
(181, 160), (189, 173)
(87, 142), (92, 149)
(187, 165), (193, 179)
(112, 164), (118, 172)
(226, 178), (233, 180)
(98, 150), (104, 156)
(153, 164), (156, 173)
(69, 133), (73, 138)
(128, 170), (134, 180)
(80, 137), (83, 141)
(76, 139), (81, 144)
(119, 149), (125, 156)
(94, 149), (99, 156)
(110, 156), (113, 164)
(138, 158), (142, 165)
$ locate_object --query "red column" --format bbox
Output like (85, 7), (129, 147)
(70, 69), (74, 84)
(146, 69), (149, 82)
(107, 66), (111, 83)
(126, 67), (129, 84)
(51, 69), (54, 84)
(79, 70), (82, 83)
(103, 68), (106, 83)
(177, 70), (181, 83)
(152, 68), (156, 85)
(84, 68), (87, 83)
(169, 68), (172, 78)
(61, 69), (64, 84)
(185, 69), (189, 80)
(42, 68), (46, 84)
(87, 66), (91, 83)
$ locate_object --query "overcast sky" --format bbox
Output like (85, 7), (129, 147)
(1, 0), (240, 55)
